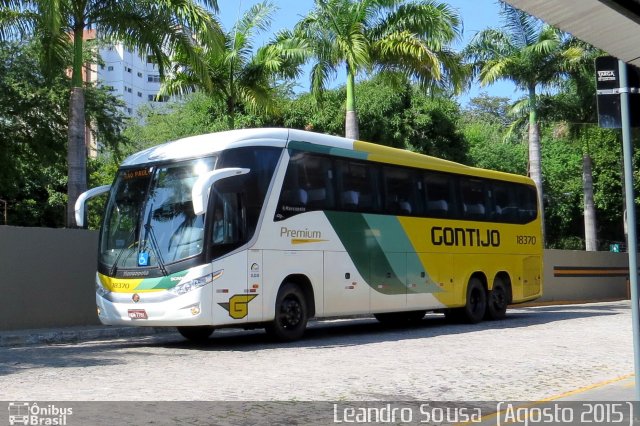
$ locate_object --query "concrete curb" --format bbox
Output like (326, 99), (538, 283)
(0, 325), (176, 347)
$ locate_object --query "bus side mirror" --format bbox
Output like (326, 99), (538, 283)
(74, 185), (112, 228)
(192, 168), (250, 215)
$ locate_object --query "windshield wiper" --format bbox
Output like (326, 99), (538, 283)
(142, 208), (169, 276)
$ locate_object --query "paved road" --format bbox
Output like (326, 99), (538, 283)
(0, 301), (633, 402)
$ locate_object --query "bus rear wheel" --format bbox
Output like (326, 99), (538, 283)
(486, 278), (508, 320)
(266, 283), (308, 342)
(464, 278), (487, 323)
(177, 326), (214, 342)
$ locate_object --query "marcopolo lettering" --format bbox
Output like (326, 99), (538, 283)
(431, 226), (500, 247)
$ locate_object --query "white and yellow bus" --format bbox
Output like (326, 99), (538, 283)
(76, 128), (542, 342)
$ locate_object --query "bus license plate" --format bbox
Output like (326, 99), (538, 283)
(128, 309), (148, 319)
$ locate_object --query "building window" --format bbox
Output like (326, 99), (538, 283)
(126, 87), (132, 93)
(137, 72), (143, 78)
(147, 74), (161, 83)
(137, 92), (142, 97)
(127, 108), (133, 114)
(99, 64), (105, 70)
(148, 94), (169, 102)
(126, 67), (132, 73)
(107, 66), (114, 71)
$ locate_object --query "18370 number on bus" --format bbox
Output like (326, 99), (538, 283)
(516, 235), (537, 245)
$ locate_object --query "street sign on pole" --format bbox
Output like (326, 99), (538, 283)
(596, 56), (640, 128)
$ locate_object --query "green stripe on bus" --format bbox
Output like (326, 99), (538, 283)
(325, 211), (441, 295)
(136, 271), (188, 290)
(288, 140), (368, 160)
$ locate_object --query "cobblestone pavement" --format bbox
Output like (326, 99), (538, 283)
(0, 301), (633, 402)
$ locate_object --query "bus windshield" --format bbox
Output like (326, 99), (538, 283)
(99, 157), (217, 273)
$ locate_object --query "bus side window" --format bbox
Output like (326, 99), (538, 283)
(276, 152), (335, 220)
(336, 159), (380, 212)
(460, 178), (487, 220)
(517, 185), (538, 223)
(492, 182), (518, 223)
(209, 189), (247, 259)
(216, 146), (279, 240)
(424, 172), (452, 218)
(303, 154), (335, 210)
(383, 166), (416, 215)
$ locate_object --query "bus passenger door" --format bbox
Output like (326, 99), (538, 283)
(370, 252), (406, 313)
(211, 250), (250, 326)
(324, 251), (370, 316)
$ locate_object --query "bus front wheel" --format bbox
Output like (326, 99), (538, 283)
(446, 278), (487, 324)
(177, 326), (214, 342)
(266, 282), (308, 342)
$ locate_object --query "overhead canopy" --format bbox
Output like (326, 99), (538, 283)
(504, 0), (640, 68)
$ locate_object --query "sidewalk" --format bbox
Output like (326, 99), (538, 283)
(550, 373), (636, 401)
(0, 325), (175, 347)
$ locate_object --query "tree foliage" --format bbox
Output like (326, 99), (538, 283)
(160, 1), (304, 129)
(1, 0), (224, 226)
(0, 40), (126, 226)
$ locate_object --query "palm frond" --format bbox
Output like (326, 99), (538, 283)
(0, 8), (36, 40)
(499, 1), (541, 49)
(371, 1), (461, 47)
(234, 1), (276, 38)
(373, 30), (440, 80)
(310, 60), (337, 101)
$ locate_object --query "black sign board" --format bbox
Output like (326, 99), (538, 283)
(596, 56), (640, 128)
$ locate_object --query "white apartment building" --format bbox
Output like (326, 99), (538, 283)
(81, 31), (174, 156)
(96, 42), (169, 117)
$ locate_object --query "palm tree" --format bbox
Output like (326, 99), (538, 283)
(286, 0), (465, 139)
(0, 0), (224, 227)
(465, 2), (585, 241)
(546, 41), (604, 251)
(160, 1), (305, 129)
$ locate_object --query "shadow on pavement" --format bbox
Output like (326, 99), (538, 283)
(0, 302), (627, 376)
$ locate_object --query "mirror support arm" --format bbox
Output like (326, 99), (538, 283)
(74, 185), (112, 228)
(192, 168), (250, 215)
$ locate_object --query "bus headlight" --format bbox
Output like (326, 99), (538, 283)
(169, 270), (223, 296)
(96, 281), (110, 297)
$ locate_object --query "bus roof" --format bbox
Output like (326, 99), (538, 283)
(120, 128), (534, 186)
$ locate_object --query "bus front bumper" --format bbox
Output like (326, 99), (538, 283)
(96, 287), (212, 327)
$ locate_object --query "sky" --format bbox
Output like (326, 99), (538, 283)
(217, 0), (523, 106)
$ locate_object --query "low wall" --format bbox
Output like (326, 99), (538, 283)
(0, 226), (100, 330)
(540, 249), (630, 302)
(0, 226), (633, 330)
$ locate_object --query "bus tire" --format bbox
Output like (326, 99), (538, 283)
(462, 277), (487, 324)
(266, 282), (308, 342)
(486, 278), (508, 320)
(177, 326), (214, 342)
